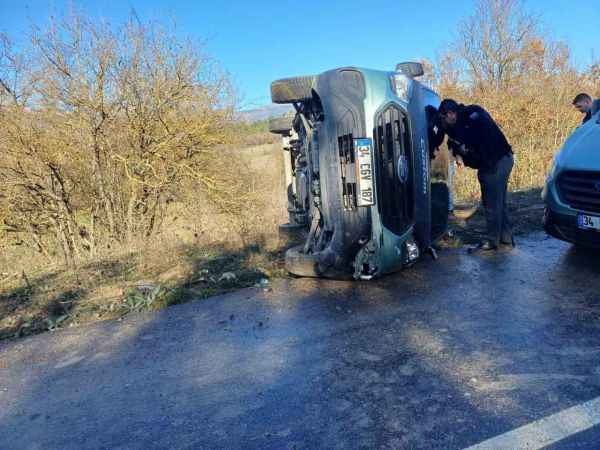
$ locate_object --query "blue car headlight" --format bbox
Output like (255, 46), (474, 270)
(542, 158), (559, 200)
(546, 158), (559, 182)
(390, 73), (412, 102)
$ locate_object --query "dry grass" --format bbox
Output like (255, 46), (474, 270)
(0, 143), (291, 340)
(0, 241), (290, 340)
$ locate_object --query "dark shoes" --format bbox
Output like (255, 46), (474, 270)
(501, 234), (516, 248)
(467, 241), (498, 254)
(468, 236), (516, 254)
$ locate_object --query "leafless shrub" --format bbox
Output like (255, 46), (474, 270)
(0, 14), (240, 263)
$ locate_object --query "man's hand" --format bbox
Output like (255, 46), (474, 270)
(447, 137), (469, 157)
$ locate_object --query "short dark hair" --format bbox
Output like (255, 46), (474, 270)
(438, 99), (460, 115)
(572, 93), (592, 105)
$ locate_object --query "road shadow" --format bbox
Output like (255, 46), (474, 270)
(5, 230), (600, 448)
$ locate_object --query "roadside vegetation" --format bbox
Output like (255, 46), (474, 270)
(1, 0), (599, 340)
(426, 0), (599, 202)
(0, 13), (286, 339)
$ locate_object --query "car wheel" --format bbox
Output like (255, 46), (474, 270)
(271, 76), (316, 104)
(285, 245), (320, 277)
(268, 115), (294, 135)
(278, 224), (306, 248)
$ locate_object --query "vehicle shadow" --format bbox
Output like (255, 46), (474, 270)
(561, 244), (600, 270)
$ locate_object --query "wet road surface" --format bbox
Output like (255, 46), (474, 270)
(2, 232), (600, 449)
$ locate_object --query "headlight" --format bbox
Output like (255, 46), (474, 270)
(542, 158), (558, 201)
(391, 73), (412, 102)
(547, 157), (558, 181)
(405, 239), (420, 262)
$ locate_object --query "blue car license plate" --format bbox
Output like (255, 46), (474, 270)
(577, 214), (600, 231)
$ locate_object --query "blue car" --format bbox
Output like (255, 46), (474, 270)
(543, 99), (600, 247)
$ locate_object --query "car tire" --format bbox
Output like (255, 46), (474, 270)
(278, 224), (306, 248)
(271, 76), (316, 104)
(269, 115), (293, 135)
(285, 245), (320, 277)
(279, 223), (305, 232)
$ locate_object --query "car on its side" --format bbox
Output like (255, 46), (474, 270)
(543, 99), (600, 247)
(269, 62), (450, 280)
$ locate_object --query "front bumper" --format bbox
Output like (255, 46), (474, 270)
(544, 173), (600, 248)
(544, 207), (600, 248)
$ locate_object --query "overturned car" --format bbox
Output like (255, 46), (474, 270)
(270, 62), (449, 279)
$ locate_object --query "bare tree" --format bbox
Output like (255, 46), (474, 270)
(0, 13), (237, 264)
(456, 0), (539, 92)
(587, 60), (600, 96)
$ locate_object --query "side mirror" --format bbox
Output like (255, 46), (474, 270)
(395, 61), (424, 78)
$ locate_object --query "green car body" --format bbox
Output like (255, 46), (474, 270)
(543, 100), (600, 247)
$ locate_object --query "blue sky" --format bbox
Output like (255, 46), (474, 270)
(1, 0), (598, 109)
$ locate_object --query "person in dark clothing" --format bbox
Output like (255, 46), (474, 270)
(572, 93), (593, 125)
(438, 99), (514, 253)
(426, 105), (445, 158)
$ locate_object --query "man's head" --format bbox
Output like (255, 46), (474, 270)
(438, 99), (460, 128)
(572, 93), (592, 114)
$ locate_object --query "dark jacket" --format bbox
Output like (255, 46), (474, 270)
(582, 110), (592, 125)
(446, 104), (512, 172)
(426, 105), (445, 158)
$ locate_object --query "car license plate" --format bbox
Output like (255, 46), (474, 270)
(354, 138), (375, 206)
(577, 214), (600, 231)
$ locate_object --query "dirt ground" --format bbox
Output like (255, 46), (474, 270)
(444, 187), (544, 247)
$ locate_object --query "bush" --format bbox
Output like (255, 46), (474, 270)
(0, 14), (240, 263)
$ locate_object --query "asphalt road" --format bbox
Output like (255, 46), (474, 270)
(2, 232), (600, 449)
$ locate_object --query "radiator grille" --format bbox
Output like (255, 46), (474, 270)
(557, 171), (600, 214)
(373, 105), (413, 233)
